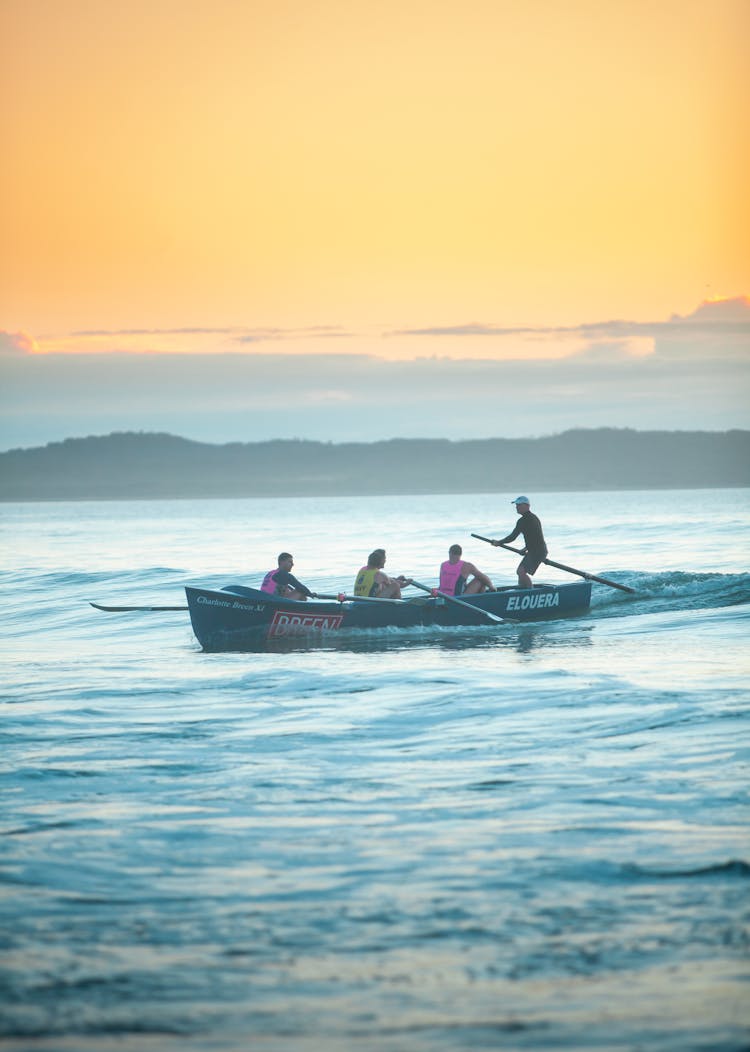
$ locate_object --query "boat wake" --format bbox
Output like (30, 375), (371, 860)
(589, 569), (750, 619)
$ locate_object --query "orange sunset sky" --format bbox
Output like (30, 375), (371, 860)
(1, 0), (748, 446)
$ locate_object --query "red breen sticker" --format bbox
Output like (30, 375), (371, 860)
(268, 610), (344, 637)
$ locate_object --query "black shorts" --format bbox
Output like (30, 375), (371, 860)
(520, 553), (545, 575)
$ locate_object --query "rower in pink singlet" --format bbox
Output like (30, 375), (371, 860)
(438, 544), (495, 596)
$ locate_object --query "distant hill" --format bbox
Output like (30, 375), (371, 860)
(1, 429), (748, 500)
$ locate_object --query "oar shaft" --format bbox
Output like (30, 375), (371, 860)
(471, 533), (636, 594)
(410, 580), (507, 624)
(542, 558), (635, 593)
(314, 592), (409, 606)
(90, 602), (188, 611)
(471, 534), (524, 557)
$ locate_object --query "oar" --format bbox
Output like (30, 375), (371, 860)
(470, 533), (636, 594)
(90, 602), (188, 612)
(409, 580), (511, 625)
(314, 591), (415, 606)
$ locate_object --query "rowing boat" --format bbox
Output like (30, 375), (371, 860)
(185, 581), (592, 651)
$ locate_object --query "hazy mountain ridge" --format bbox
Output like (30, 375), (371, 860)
(1, 429), (748, 500)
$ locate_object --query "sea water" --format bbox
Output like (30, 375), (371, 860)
(1, 489), (748, 1051)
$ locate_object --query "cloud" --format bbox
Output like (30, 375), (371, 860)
(69, 324), (351, 342)
(2, 298), (747, 449)
(670, 296), (750, 325)
(654, 296), (750, 361)
(302, 388), (353, 405)
(70, 327), (240, 337)
(35, 325), (358, 356)
(1, 340), (748, 451)
(233, 326), (353, 344)
(0, 330), (37, 355)
(573, 339), (654, 362)
(391, 296), (750, 359)
(27, 296), (750, 363)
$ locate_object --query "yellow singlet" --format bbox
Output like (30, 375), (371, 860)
(354, 567), (378, 597)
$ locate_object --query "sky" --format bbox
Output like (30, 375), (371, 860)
(1, 0), (748, 449)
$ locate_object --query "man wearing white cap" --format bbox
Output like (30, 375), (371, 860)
(492, 497), (548, 589)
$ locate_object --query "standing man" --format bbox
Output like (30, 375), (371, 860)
(493, 496), (548, 589)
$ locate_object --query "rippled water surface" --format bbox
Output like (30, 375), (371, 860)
(1, 489), (749, 1050)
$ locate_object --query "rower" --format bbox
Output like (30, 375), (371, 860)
(439, 544), (495, 595)
(260, 553), (316, 601)
(354, 549), (410, 599)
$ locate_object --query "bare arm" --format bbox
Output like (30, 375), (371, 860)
(465, 562), (494, 590)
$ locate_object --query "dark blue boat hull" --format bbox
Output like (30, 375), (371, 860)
(186, 582), (592, 652)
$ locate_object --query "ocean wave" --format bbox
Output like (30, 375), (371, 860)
(626, 859), (750, 880)
(537, 858), (750, 886)
(590, 570), (750, 619)
(1, 567), (191, 588)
